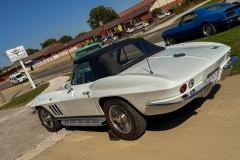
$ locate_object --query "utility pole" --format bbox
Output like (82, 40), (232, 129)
(64, 44), (73, 60)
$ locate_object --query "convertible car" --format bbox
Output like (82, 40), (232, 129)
(162, 2), (240, 45)
(31, 38), (238, 140)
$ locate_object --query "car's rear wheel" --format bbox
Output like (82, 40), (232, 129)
(104, 99), (146, 140)
(165, 35), (176, 45)
(202, 23), (216, 37)
(38, 107), (62, 132)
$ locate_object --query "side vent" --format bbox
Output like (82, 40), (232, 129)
(49, 104), (63, 116)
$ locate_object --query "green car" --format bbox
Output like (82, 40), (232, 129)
(74, 42), (102, 61)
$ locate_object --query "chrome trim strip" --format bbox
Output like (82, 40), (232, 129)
(60, 117), (106, 126)
(146, 82), (212, 106)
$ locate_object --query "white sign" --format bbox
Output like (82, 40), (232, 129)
(5, 45), (28, 63)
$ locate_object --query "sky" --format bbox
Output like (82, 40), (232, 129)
(0, 0), (142, 67)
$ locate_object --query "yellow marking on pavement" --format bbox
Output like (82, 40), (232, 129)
(23, 82), (30, 86)
(2, 82), (30, 92)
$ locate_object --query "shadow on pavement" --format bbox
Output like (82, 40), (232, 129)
(63, 84), (221, 135)
(65, 126), (109, 133)
(11, 90), (22, 100)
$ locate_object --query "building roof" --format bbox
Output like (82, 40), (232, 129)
(46, 1), (156, 56)
(119, 0), (156, 17)
(15, 44), (57, 67)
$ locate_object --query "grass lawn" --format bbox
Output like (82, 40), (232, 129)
(191, 25), (240, 75)
(0, 83), (49, 110)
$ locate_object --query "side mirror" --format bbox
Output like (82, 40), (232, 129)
(65, 82), (72, 90)
(61, 81), (71, 90)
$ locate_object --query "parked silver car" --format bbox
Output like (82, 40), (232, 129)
(222, 0), (240, 5)
(32, 38), (238, 140)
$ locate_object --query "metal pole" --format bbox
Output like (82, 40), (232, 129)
(20, 60), (36, 89)
(0, 90), (6, 103)
(166, 0), (170, 9)
(64, 44), (73, 60)
(133, 10), (138, 23)
(156, 0), (161, 8)
(99, 21), (109, 45)
(80, 35), (85, 47)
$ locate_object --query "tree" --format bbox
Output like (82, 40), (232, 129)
(87, 6), (119, 29)
(75, 31), (86, 39)
(41, 38), (57, 49)
(151, 8), (161, 17)
(59, 35), (73, 43)
(26, 48), (40, 56)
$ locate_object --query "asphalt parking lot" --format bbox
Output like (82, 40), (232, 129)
(30, 75), (240, 160)
(0, 73), (63, 107)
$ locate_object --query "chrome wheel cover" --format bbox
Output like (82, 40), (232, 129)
(108, 105), (131, 134)
(40, 110), (53, 128)
(203, 24), (212, 36)
(166, 36), (175, 45)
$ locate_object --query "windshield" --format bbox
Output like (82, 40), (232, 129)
(15, 74), (23, 78)
(71, 62), (94, 85)
(75, 44), (101, 60)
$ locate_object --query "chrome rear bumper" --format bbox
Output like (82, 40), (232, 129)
(145, 82), (213, 115)
(221, 56), (238, 81)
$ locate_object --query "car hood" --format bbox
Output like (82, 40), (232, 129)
(120, 42), (230, 83)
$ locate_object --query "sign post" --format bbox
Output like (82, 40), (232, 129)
(118, 24), (123, 37)
(6, 45), (36, 89)
(5, 45), (28, 64)
(118, 24), (122, 32)
(20, 60), (36, 89)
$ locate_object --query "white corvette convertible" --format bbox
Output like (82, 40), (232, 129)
(31, 38), (238, 140)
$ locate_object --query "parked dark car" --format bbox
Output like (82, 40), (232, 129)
(0, 77), (5, 83)
(113, 31), (127, 38)
(162, 2), (240, 45)
(147, 17), (157, 24)
(168, 4), (180, 13)
(222, 0), (240, 5)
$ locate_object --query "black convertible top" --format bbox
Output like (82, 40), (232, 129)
(73, 38), (164, 80)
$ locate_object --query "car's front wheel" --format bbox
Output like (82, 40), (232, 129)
(165, 35), (176, 45)
(202, 23), (216, 37)
(104, 99), (147, 140)
(38, 107), (62, 132)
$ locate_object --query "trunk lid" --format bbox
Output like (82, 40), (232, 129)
(121, 42), (230, 85)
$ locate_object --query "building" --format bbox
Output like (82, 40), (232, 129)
(0, 0), (182, 80)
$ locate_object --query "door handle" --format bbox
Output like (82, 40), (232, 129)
(83, 91), (90, 97)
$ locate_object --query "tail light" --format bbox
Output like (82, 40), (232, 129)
(180, 84), (187, 93)
(222, 0), (226, 2)
(226, 11), (235, 17)
(182, 94), (188, 99)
